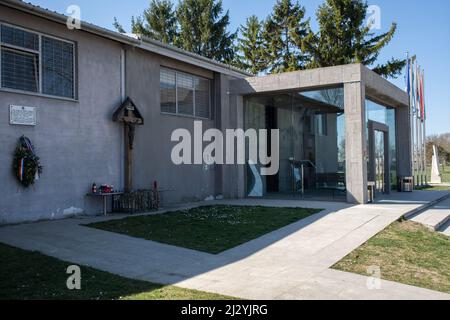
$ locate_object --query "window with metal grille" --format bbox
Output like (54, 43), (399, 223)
(177, 72), (194, 116)
(1, 24), (39, 51)
(160, 67), (211, 119)
(160, 68), (176, 114)
(195, 77), (210, 118)
(42, 36), (74, 98)
(1, 48), (39, 92)
(0, 23), (75, 99)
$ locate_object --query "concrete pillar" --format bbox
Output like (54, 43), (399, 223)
(344, 81), (368, 204)
(231, 94), (246, 198)
(214, 72), (224, 197)
(396, 105), (413, 177)
(215, 73), (246, 199)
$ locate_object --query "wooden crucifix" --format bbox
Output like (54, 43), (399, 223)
(112, 97), (144, 192)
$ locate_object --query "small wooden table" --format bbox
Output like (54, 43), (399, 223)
(87, 192), (124, 216)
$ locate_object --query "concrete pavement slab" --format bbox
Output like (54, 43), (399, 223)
(410, 196), (450, 230)
(1, 190), (449, 300)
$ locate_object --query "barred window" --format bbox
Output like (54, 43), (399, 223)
(160, 67), (211, 119)
(160, 68), (176, 114)
(1, 25), (39, 51)
(177, 72), (194, 116)
(1, 48), (39, 92)
(195, 77), (210, 118)
(42, 36), (74, 98)
(0, 23), (75, 99)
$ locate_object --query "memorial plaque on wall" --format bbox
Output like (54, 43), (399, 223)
(9, 105), (37, 126)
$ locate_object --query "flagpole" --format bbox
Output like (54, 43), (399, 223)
(419, 99), (423, 185)
(418, 66), (423, 185)
(406, 53), (411, 184)
(412, 57), (417, 186)
(407, 53), (415, 187)
(420, 68), (425, 185)
(413, 61), (417, 186)
(415, 64), (420, 186)
(418, 65), (422, 185)
(423, 69), (427, 184)
(411, 56), (416, 186)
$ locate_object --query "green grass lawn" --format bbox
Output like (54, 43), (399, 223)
(333, 221), (450, 294)
(444, 166), (450, 182)
(88, 205), (322, 254)
(0, 243), (234, 300)
(415, 165), (450, 191)
(416, 185), (450, 191)
(426, 165), (450, 183)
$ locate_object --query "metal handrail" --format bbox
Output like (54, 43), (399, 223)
(289, 158), (317, 169)
(289, 158), (318, 196)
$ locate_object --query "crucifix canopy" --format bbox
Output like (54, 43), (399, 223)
(112, 97), (144, 125)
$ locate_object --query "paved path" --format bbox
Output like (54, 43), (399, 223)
(1, 191), (449, 300)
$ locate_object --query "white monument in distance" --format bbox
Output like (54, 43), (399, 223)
(430, 145), (442, 184)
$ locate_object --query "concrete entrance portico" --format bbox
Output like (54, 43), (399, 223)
(0, 191), (448, 300)
(228, 64), (412, 204)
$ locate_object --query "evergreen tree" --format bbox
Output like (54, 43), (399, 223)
(113, 0), (177, 44)
(130, 16), (151, 37)
(302, 0), (405, 78)
(176, 0), (236, 63)
(113, 17), (126, 34)
(235, 16), (268, 74)
(263, 0), (310, 73)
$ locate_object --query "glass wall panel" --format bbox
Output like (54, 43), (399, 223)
(374, 130), (386, 192)
(366, 99), (397, 190)
(245, 97), (269, 197)
(244, 87), (346, 201)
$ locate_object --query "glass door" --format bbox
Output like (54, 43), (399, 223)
(374, 130), (386, 193)
(368, 120), (390, 195)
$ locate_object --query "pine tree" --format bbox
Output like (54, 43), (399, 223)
(113, 17), (126, 34)
(263, 0), (310, 73)
(302, 0), (405, 78)
(176, 0), (236, 63)
(235, 16), (267, 74)
(113, 0), (177, 44)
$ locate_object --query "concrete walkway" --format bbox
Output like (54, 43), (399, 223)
(1, 191), (449, 300)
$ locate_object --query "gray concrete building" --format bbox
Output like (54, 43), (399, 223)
(0, 0), (412, 224)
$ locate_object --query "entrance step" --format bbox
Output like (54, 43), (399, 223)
(439, 220), (450, 237)
(408, 196), (450, 231)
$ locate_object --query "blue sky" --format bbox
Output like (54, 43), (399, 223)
(31, 0), (450, 135)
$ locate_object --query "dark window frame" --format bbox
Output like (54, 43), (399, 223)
(160, 66), (212, 120)
(0, 22), (77, 100)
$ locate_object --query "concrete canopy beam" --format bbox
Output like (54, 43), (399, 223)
(361, 66), (409, 108)
(230, 64), (362, 95)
